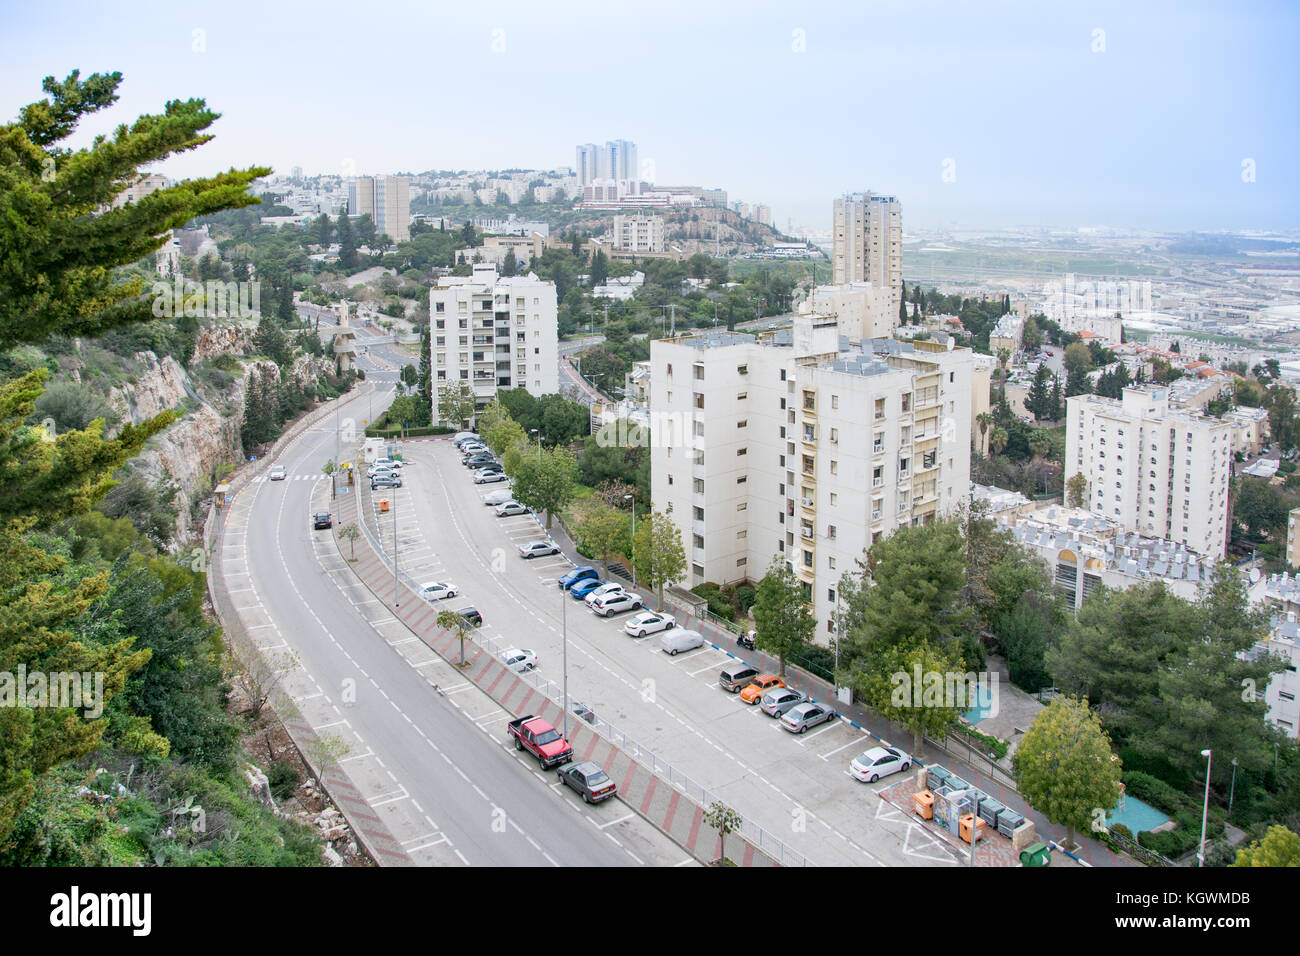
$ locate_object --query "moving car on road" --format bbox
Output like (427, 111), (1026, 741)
(508, 715), (572, 769)
(590, 591), (643, 617)
(312, 512), (332, 530)
(779, 701), (837, 734)
(559, 566), (599, 591)
(759, 687), (809, 718)
(495, 500), (530, 517)
(739, 674), (785, 704)
(417, 581), (459, 601)
(557, 761), (617, 804)
(660, 628), (705, 655)
(519, 540), (560, 559)
(500, 648), (538, 672)
(849, 746), (912, 783)
(269, 465), (286, 481)
(624, 611), (675, 637)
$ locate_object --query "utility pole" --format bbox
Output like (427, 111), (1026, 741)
(561, 583), (569, 741)
(393, 495), (399, 607)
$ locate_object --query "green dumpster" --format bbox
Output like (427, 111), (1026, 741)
(1019, 842), (1051, 867)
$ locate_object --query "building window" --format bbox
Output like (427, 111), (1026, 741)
(736, 502), (747, 511)
(832, 395), (839, 410)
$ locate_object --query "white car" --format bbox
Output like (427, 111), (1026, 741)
(500, 648), (538, 673)
(583, 582), (626, 606)
(519, 540), (560, 559)
(660, 628), (705, 655)
(371, 457), (402, 471)
(496, 501), (529, 517)
(474, 470), (509, 484)
(417, 581), (459, 602)
(624, 611), (676, 637)
(590, 591), (643, 617)
(849, 746), (912, 783)
(269, 465), (286, 481)
(482, 489), (513, 506)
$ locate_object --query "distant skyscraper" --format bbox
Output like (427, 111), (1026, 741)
(832, 192), (902, 319)
(348, 175), (410, 242)
(605, 139), (637, 182)
(576, 144), (600, 186)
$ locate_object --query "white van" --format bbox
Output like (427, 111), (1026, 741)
(660, 628), (705, 656)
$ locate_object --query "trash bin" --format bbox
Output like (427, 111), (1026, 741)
(380, 499), (389, 513)
(1019, 842), (1051, 867)
(913, 790), (935, 820)
(959, 813), (986, 845)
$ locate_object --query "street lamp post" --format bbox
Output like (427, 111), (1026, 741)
(531, 428), (541, 459)
(1228, 757), (1239, 816)
(561, 579), (569, 741)
(624, 493), (636, 589)
(393, 494), (399, 608)
(1198, 749), (1212, 867)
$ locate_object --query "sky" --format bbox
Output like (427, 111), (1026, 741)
(2, 0), (1297, 234)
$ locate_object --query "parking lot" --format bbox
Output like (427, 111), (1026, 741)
(362, 440), (972, 866)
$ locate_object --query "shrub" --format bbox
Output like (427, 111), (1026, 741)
(1122, 770), (1188, 815)
(268, 761), (300, 802)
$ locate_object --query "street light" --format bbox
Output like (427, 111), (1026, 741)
(561, 576), (569, 741)
(624, 493), (636, 588)
(1229, 757), (1239, 816)
(1197, 749), (1212, 868)
(530, 428), (541, 459)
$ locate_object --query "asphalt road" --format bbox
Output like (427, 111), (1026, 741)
(233, 345), (689, 866)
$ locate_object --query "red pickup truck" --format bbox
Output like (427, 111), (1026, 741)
(507, 715), (573, 769)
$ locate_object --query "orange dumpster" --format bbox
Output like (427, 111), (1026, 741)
(913, 789), (935, 820)
(960, 813), (986, 844)
(380, 499), (389, 513)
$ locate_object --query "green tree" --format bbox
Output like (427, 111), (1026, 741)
(1064, 342), (1092, 397)
(436, 381), (475, 429)
(589, 249), (609, 288)
(631, 511), (686, 611)
(855, 640), (968, 754)
(336, 213), (358, 271)
(1231, 825), (1300, 867)
(989, 426), (1008, 456)
(509, 445), (578, 530)
(1066, 472), (1088, 509)
(975, 411), (993, 456)
(354, 213), (377, 250)
(338, 523), (360, 560)
(0, 70), (268, 349)
(703, 800), (742, 866)
(751, 558), (815, 677)
(501, 247), (517, 277)
(1012, 696), (1123, 849)
(438, 609), (475, 666)
(574, 501), (629, 574)
(1264, 383), (1299, 452)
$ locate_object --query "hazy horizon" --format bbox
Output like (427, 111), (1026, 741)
(2, 0), (1296, 235)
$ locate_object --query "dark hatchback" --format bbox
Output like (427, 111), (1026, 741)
(557, 761), (617, 804)
(312, 512), (332, 530)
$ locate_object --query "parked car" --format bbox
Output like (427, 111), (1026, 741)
(718, 663), (761, 693)
(508, 715), (572, 769)
(456, 607), (483, 627)
(849, 746), (912, 783)
(368, 466), (397, 480)
(373, 457), (403, 469)
(590, 591), (643, 617)
(500, 648), (537, 673)
(558, 566), (599, 591)
(473, 469), (508, 484)
(570, 577), (609, 600)
(779, 701), (837, 734)
(739, 674), (785, 704)
(458, 443), (488, 457)
(557, 761), (617, 804)
(269, 465), (286, 481)
(582, 581), (626, 605)
(452, 431), (478, 444)
(495, 500), (530, 517)
(473, 460), (504, 473)
(624, 611), (675, 637)
(482, 489), (513, 506)
(519, 540), (560, 559)
(660, 628), (705, 655)
(371, 474), (402, 490)
(759, 687), (810, 718)
(463, 453), (496, 468)
(417, 581), (458, 602)
(312, 512), (332, 530)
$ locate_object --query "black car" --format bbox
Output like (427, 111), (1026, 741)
(557, 761), (617, 804)
(463, 454), (496, 468)
(458, 607), (483, 627)
(312, 512), (332, 530)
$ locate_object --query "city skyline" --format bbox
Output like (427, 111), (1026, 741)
(1, 0), (1297, 234)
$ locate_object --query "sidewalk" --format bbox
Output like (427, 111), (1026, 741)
(335, 478), (781, 867)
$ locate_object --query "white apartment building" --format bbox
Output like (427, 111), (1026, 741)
(430, 265), (557, 420)
(799, 282), (893, 340)
(651, 317), (973, 642)
(832, 192), (903, 320)
(348, 175), (411, 241)
(1064, 386), (1230, 559)
(610, 214), (666, 254)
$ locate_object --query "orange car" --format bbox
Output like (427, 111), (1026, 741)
(739, 673), (785, 704)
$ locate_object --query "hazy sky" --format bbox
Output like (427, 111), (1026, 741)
(3, 0), (1297, 234)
